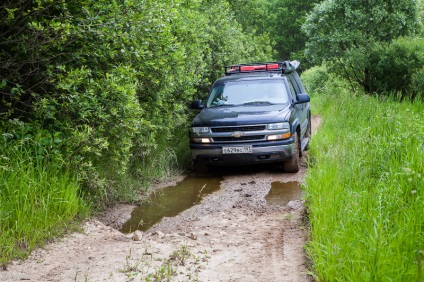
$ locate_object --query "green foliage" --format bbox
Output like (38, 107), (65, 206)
(0, 0), (273, 263)
(300, 64), (330, 94)
(304, 0), (419, 93)
(366, 37), (424, 97)
(229, 0), (318, 63)
(264, 0), (319, 63)
(420, 0), (424, 34)
(0, 120), (87, 264)
(0, 0), (272, 206)
(305, 79), (424, 281)
(411, 66), (424, 96)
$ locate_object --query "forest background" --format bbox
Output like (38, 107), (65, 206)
(1, 0), (424, 278)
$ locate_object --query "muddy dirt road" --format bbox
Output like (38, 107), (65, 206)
(1, 117), (321, 282)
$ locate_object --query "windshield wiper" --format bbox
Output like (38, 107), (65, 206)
(210, 103), (236, 107)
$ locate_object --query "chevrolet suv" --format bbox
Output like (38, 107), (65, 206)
(189, 61), (311, 172)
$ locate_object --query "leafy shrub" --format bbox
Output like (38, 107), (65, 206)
(300, 64), (330, 94)
(366, 37), (424, 98)
(303, 0), (420, 96)
(0, 0), (272, 206)
(411, 66), (424, 96)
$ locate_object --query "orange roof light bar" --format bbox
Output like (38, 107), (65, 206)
(224, 61), (299, 76)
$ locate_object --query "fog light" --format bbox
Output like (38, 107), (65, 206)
(192, 137), (211, 143)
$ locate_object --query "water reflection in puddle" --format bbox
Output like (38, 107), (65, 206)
(265, 181), (302, 206)
(120, 176), (222, 233)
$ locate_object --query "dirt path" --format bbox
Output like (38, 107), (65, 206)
(1, 116), (321, 282)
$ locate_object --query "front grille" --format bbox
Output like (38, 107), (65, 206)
(213, 135), (265, 142)
(211, 125), (266, 133)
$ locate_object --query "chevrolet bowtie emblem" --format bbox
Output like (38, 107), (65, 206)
(231, 131), (245, 138)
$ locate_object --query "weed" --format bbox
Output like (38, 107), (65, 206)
(0, 141), (87, 264)
(120, 248), (145, 273)
(195, 184), (207, 204)
(305, 86), (424, 281)
(122, 244), (207, 281)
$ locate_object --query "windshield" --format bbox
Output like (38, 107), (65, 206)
(206, 80), (289, 108)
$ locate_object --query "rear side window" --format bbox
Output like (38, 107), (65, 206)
(286, 79), (296, 101)
(290, 72), (306, 94)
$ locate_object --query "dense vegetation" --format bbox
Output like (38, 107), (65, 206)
(302, 1), (424, 279)
(302, 74), (424, 281)
(0, 0), (275, 264)
(1, 0), (423, 278)
(304, 0), (423, 97)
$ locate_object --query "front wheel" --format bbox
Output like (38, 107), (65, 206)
(282, 132), (300, 173)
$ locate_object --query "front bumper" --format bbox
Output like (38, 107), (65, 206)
(190, 139), (294, 165)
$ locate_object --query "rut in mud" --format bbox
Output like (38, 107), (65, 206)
(1, 116), (321, 282)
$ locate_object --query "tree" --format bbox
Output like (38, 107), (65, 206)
(0, 0), (272, 200)
(265, 0), (319, 63)
(303, 0), (419, 93)
(229, 0), (318, 63)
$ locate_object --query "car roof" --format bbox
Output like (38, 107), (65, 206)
(213, 72), (288, 84)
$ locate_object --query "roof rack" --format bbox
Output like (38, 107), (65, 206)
(224, 60), (300, 76)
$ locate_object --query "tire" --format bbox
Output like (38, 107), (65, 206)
(304, 115), (312, 151)
(283, 132), (300, 173)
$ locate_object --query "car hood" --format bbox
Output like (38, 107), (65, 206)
(192, 104), (291, 127)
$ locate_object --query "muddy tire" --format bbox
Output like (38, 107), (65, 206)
(283, 132), (300, 173)
(304, 115), (312, 151)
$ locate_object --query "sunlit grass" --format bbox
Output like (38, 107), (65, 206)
(305, 88), (424, 281)
(0, 146), (87, 265)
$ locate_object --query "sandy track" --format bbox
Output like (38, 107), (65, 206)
(1, 116), (321, 282)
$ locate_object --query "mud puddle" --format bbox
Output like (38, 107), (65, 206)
(120, 176), (223, 233)
(265, 181), (302, 205)
(121, 178), (302, 233)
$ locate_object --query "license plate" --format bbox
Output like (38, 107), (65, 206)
(222, 146), (252, 154)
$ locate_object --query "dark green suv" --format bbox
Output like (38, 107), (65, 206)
(189, 61), (311, 172)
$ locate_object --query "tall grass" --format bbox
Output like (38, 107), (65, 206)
(0, 140), (87, 264)
(305, 87), (424, 281)
(135, 124), (191, 183)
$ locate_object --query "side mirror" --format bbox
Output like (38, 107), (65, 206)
(190, 100), (204, 109)
(294, 94), (310, 104)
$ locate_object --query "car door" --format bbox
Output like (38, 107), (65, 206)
(287, 74), (308, 138)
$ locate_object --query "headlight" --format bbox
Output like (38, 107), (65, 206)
(190, 127), (210, 134)
(267, 122), (289, 130)
(267, 133), (291, 140)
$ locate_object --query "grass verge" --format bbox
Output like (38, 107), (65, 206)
(0, 144), (88, 265)
(305, 87), (424, 281)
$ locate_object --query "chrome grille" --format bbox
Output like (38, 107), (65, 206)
(213, 135), (265, 142)
(211, 125), (266, 133)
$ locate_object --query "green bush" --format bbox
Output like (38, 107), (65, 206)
(0, 0), (272, 206)
(300, 64), (330, 94)
(367, 37), (424, 97)
(0, 0), (273, 264)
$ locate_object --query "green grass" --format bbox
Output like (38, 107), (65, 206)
(305, 87), (424, 281)
(0, 146), (87, 265)
(133, 124), (191, 186)
(0, 120), (190, 264)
